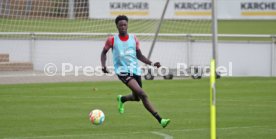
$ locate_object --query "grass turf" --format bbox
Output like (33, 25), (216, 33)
(0, 77), (276, 139)
(0, 19), (276, 34)
(1, 19), (275, 41)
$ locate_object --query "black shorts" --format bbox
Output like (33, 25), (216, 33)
(117, 73), (142, 88)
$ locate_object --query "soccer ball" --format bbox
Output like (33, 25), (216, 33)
(89, 109), (105, 125)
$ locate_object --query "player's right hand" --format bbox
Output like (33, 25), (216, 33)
(102, 67), (109, 73)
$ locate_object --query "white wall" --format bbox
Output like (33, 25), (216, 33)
(0, 39), (274, 77)
(33, 40), (104, 71)
(218, 42), (272, 76)
(0, 40), (31, 62)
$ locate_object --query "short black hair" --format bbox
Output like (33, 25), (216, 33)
(115, 15), (128, 25)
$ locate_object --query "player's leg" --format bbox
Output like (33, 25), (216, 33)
(126, 78), (170, 127)
(127, 79), (156, 114)
(120, 75), (141, 103)
(116, 74), (170, 127)
(117, 91), (139, 114)
(117, 88), (140, 113)
(120, 93), (140, 102)
(117, 74), (140, 114)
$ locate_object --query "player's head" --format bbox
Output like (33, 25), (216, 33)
(115, 15), (128, 35)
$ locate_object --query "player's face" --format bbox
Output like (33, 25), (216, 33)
(117, 20), (128, 36)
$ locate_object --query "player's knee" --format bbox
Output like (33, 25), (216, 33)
(138, 91), (148, 100)
(134, 96), (140, 102)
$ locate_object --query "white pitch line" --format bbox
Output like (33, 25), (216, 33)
(4, 131), (175, 139)
(151, 131), (173, 139)
(4, 125), (276, 139)
(3, 131), (147, 139)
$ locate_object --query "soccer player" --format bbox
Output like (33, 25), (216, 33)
(100, 15), (170, 128)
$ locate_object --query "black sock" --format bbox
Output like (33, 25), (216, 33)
(153, 112), (162, 123)
(121, 96), (127, 103)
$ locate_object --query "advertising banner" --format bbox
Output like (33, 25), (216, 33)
(89, 0), (276, 20)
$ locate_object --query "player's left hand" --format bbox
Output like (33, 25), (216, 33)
(153, 62), (161, 68)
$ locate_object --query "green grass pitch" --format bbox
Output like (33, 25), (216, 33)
(0, 19), (275, 41)
(0, 77), (276, 139)
(0, 19), (276, 35)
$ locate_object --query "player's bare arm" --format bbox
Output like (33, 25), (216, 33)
(101, 48), (109, 73)
(136, 50), (161, 68)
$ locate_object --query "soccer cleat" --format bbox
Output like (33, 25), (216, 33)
(160, 119), (170, 128)
(117, 95), (124, 114)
